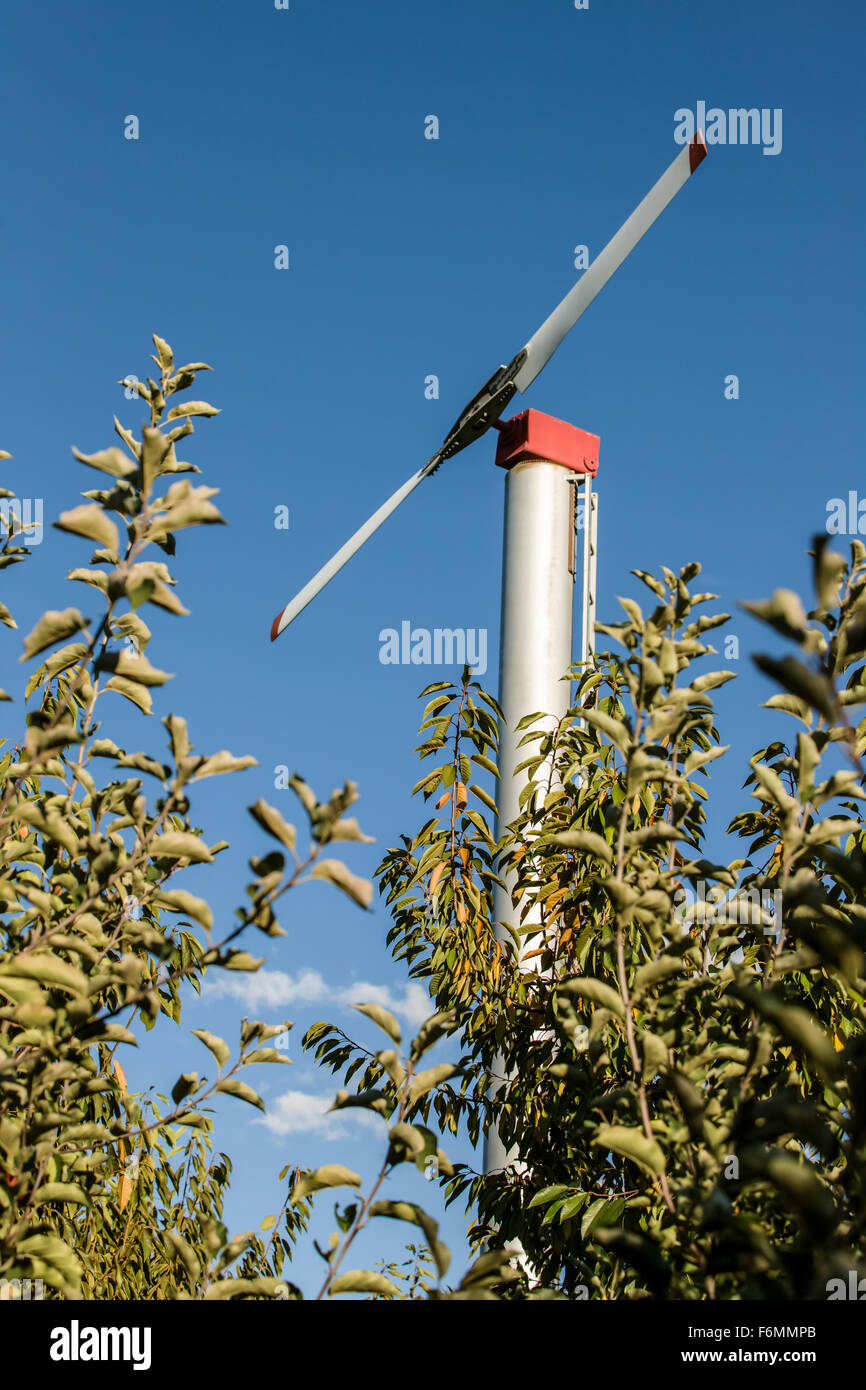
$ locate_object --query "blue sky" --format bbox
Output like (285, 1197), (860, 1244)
(1, 0), (863, 1292)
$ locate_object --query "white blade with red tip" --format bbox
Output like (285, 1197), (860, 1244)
(270, 135), (707, 641)
(513, 135), (707, 393)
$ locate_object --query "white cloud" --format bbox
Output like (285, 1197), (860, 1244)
(203, 967), (328, 1009)
(202, 969), (432, 1029)
(256, 1088), (381, 1139)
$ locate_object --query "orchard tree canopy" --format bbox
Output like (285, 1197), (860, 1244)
(1, 339), (864, 1300)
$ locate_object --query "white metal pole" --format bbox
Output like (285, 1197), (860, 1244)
(483, 411), (600, 1184)
(484, 454), (577, 1175)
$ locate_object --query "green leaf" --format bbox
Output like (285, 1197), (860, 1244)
(243, 1049), (291, 1066)
(290, 1164), (362, 1204)
(222, 951), (264, 971)
(153, 889), (212, 929)
(580, 707), (632, 753)
(148, 484), (225, 537)
(387, 1122), (429, 1159)
(557, 1193), (589, 1222)
(16, 1234), (81, 1294)
(104, 675), (152, 715)
(742, 589), (812, 643)
(409, 1011), (457, 1061)
(684, 744), (729, 776)
(171, 1072), (199, 1105)
(21, 608), (88, 661)
(150, 832), (213, 862)
(408, 1063), (457, 1106)
(249, 798), (297, 852)
(633, 956), (685, 991)
(89, 737), (123, 759)
(352, 1002), (402, 1045)
(152, 333), (174, 370)
(102, 651), (172, 687)
(32, 1182), (88, 1205)
(67, 567), (109, 594)
(753, 654), (837, 722)
(690, 671), (736, 695)
(762, 693), (813, 727)
(328, 1270), (399, 1298)
(163, 713), (190, 761)
(558, 976), (625, 1020)
(327, 817), (375, 843)
(191, 750), (258, 780)
(2, 955), (89, 996)
(165, 400), (220, 420)
(215, 1078), (264, 1110)
(552, 829), (613, 864)
(631, 569), (666, 599)
(527, 1184), (572, 1211)
(192, 1029), (230, 1068)
(581, 1195), (626, 1240)
(164, 1230), (201, 1285)
(593, 1125), (665, 1177)
(311, 858), (372, 910)
(737, 988), (839, 1075)
(54, 504), (118, 552)
(367, 1200), (450, 1279)
(140, 427), (172, 491)
(471, 753), (499, 777)
(71, 445), (137, 479)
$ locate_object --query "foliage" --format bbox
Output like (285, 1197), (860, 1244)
(371, 551), (866, 1298)
(0, 336), (527, 1302)
(4, 334), (863, 1301)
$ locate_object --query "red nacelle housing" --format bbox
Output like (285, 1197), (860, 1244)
(494, 408), (600, 476)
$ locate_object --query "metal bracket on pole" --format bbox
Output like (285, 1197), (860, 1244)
(577, 474), (598, 673)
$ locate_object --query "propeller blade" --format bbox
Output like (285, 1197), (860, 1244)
(270, 135), (708, 641)
(270, 452), (442, 640)
(512, 134), (707, 394)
